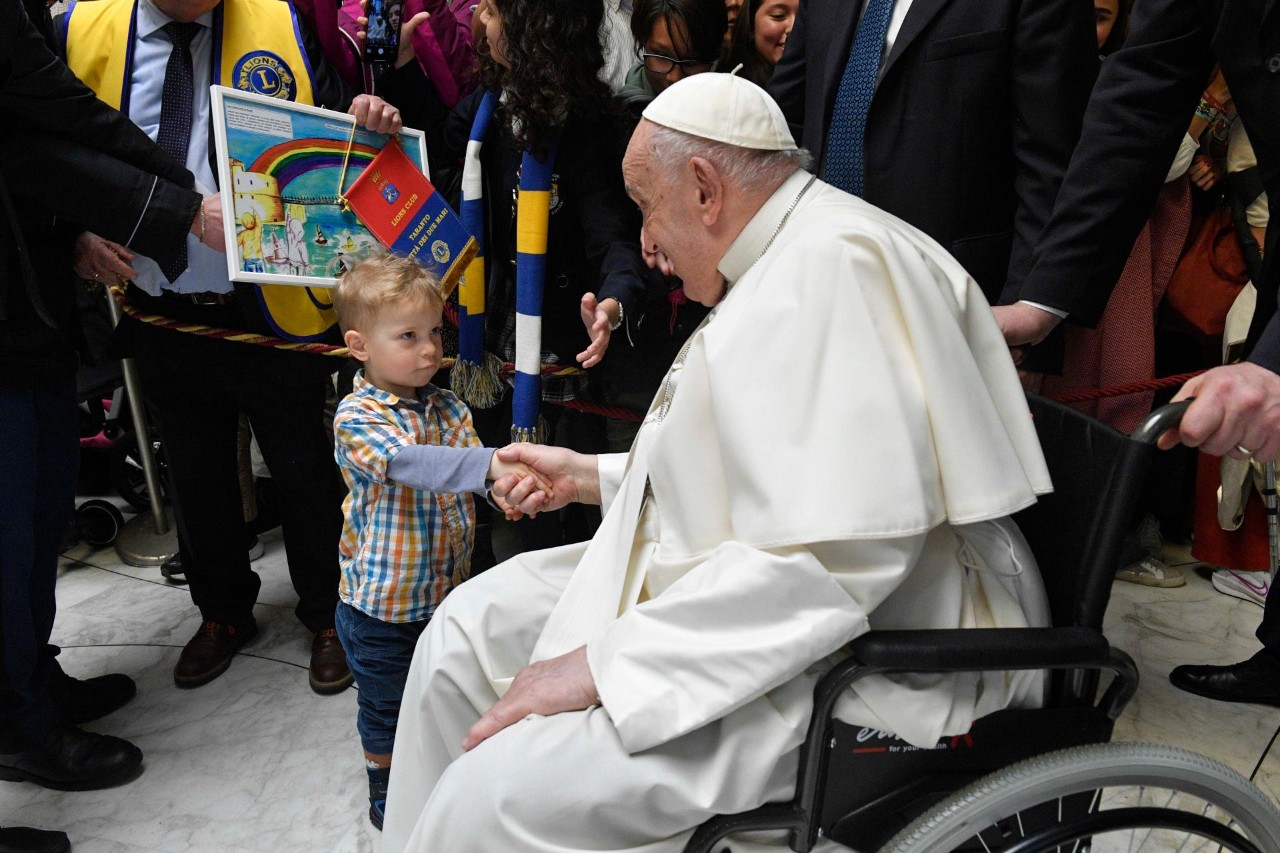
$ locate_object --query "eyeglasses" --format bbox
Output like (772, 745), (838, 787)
(641, 52), (714, 75)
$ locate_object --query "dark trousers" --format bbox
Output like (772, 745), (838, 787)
(125, 299), (343, 633)
(0, 379), (78, 740)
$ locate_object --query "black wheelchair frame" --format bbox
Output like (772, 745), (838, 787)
(684, 395), (1217, 853)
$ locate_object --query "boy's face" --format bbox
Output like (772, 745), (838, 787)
(345, 299), (444, 399)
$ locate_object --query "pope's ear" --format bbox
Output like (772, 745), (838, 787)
(344, 329), (371, 362)
(688, 156), (723, 226)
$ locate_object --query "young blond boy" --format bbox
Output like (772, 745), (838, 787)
(331, 254), (544, 829)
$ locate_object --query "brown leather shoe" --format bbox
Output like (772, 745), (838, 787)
(309, 629), (353, 695)
(174, 619), (257, 689)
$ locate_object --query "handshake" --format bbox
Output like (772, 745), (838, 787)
(484, 443), (599, 520)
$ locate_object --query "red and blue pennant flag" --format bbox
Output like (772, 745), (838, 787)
(343, 136), (476, 294)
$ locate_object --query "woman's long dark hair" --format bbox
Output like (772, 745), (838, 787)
(478, 0), (616, 155)
(721, 0), (772, 87)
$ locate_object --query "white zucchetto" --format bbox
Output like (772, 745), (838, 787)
(641, 69), (798, 151)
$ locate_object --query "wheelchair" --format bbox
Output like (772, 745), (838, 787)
(686, 395), (1280, 853)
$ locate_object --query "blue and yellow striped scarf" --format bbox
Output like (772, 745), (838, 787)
(455, 89), (560, 443)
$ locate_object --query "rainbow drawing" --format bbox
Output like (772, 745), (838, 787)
(248, 138), (382, 191)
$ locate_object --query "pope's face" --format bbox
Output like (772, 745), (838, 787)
(623, 122), (726, 307)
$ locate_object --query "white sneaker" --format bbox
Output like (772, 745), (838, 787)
(1115, 557), (1185, 587)
(1211, 568), (1270, 607)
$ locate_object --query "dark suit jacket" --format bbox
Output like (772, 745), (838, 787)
(1, 0), (199, 391)
(769, 0), (1096, 303)
(1013, 0), (1280, 372)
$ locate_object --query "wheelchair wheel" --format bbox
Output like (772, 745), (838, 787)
(108, 432), (168, 512)
(878, 742), (1280, 853)
(74, 499), (126, 548)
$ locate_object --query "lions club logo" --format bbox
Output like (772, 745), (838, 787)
(233, 51), (296, 99)
(382, 183), (400, 204)
(431, 240), (451, 264)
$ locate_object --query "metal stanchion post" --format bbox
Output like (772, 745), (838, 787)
(102, 284), (179, 566)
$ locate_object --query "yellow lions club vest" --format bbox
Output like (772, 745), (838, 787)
(65, 0), (340, 342)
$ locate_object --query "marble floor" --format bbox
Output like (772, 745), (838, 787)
(3, 524), (1279, 852)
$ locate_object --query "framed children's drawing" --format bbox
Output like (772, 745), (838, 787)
(210, 85), (430, 290)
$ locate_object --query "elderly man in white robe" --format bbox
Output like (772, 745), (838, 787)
(381, 72), (1054, 852)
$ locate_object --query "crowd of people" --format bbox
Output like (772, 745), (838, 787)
(1, 0), (1278, 849)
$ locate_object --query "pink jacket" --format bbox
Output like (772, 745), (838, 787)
(291, 0), (475, 108)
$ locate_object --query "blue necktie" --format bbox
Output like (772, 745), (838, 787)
(823, 0), (895, 197)
(158, 21), (200, 283)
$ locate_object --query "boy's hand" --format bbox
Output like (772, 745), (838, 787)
(488, 454), (553, 516)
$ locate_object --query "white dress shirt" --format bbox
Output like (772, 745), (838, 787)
(127, 0), (230, 295)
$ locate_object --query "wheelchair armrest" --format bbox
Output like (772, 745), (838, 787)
(848, 626), (1110, 672)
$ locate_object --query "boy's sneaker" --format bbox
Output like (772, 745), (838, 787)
(367, 765), (389, 830)
(1211, 568), (1270, 607)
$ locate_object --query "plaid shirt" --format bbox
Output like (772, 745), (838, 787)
(334, 372), (481, 623)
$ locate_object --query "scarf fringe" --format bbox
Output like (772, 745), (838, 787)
(451, 352), (505, 409)
(510, 415), (548, 445)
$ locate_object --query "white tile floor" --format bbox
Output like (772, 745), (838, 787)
(3, 530), (1279, 851)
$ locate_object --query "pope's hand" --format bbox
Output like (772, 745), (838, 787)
(463, 646), (599, 751)
(1158, 362), (1280, 461)
(349, 94), (402, 135)
(577, 293), (618, 368)
(491, 443), (598, 517)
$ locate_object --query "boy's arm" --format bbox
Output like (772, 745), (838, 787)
(386, 444), (494, 494)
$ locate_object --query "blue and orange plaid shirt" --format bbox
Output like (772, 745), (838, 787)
(334, 372), (481, 623)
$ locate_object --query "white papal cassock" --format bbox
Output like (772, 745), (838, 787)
(381, 170), (1054, 852)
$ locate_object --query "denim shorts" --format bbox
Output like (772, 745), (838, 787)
(334, 601), (429, 755)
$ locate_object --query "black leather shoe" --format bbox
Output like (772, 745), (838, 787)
(174, 619), (257, 689)
(159, 553), (187, 583)
(1169, 653), (1280, 706)
(0, 825), (70, 853)
(0, 724), (143, 791)
(54, 671), (137, 725)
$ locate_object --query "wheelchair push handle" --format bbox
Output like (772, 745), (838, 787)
(1129, 399), (1191, 446)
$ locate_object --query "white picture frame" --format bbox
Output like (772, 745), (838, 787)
(210, 85), (430, 288)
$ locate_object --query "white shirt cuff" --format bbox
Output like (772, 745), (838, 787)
(1018, 300), (1069, 320)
